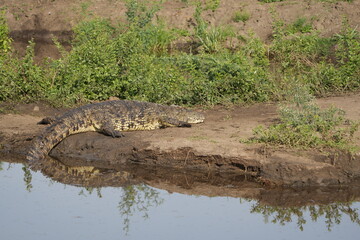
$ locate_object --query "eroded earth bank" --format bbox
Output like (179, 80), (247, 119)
(1, 93), (360, 188)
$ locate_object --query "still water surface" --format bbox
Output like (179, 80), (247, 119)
(1, 161), (360, 240)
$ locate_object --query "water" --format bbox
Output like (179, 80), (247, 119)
(1, 161), (360, 240)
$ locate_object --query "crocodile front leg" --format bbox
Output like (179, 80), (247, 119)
(160, 117), (192, 128)
(100, 123), (125, 137)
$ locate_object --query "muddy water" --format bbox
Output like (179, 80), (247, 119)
(1, 161), (360, 240)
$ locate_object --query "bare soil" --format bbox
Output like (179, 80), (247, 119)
(1, 93), (360, 187)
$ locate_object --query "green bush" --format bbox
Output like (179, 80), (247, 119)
(271, 31), (332, 72)
(0, 1), (359, 109)
(41, 2), (271, 106)
(248, 87), (359, 152)
(125, 0), (160, 28)
(270, 15), (360, 96)
(193, 4), (235, 53)
(286, 17), (313, 34)
(0, 11), (12, 54)
(166, 50), (270, 104)
(0, 42), (47, 101)
(115, 54), (190, 104)
(334, 25), (360, 89)
(46, 18), (120, 105)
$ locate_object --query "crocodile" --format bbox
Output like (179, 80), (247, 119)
(27, 100), (204, 170)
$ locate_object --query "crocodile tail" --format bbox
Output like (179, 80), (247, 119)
(27, 122), (72, 171)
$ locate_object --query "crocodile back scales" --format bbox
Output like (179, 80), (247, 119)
(27, 100), (204, 170)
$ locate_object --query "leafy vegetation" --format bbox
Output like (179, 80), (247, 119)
(203, 0), (221, 12)
(285, 17), (313, 34)
(0, 41), (46, 102)
(247, 87), (359, 152)
(270, 15), (360, 97)
(0, 0), (359, 112)
(0, 1), (273, 106)
(193, 4), (235, 53)
(0, 10), (12, 54)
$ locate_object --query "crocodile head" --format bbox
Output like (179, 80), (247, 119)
(166, 107), (205, 124)
(184, 110), (205, 123)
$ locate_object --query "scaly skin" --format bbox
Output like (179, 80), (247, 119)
(27, 100), (204, 170)
(35, 156), (133, 187)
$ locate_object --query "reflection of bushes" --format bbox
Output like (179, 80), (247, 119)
(13, 160), (360, 233)
(64, 183), (163, 234)
(118, 184), (164, 234)
(78, 187), (103, 198)
(251, 202), (360, 231)
(19, 160), (162, 234)
(22, 165), (33, 192)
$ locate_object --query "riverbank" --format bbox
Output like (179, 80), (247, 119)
(1, 93), (359, 187)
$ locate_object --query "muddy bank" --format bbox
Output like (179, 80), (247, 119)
(47, 130), (360, 187)
(1, 94), (360, 187)
(2, 155), (360, 207)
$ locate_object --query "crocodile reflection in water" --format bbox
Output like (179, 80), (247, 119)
(15, 158), (163, 234)
(2, 157), (360, 232)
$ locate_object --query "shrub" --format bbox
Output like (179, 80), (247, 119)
(0, 11), (12, 54)
(193, 4), (235, 53)
(333, 24), (360, 90)
(286, 17), (313, 34)
(270, 15), (360, 96)
(248, 87), (359, 152)
(0, 0), (358, 109)
(0, 42), (47, 101)
(47, 18), (120, 105)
